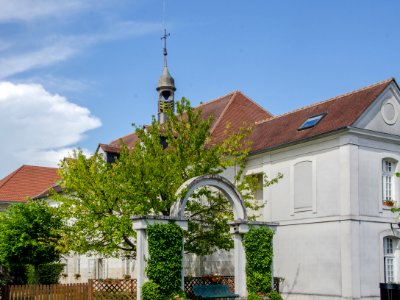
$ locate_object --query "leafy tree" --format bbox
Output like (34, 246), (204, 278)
(0, 200), (63, 284)
(391, 172), (400, 214)
(55, 98), (281, 256)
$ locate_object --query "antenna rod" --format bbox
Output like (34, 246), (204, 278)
(161, 28), (170, 67)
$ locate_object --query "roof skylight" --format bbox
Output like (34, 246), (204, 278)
(298, 113), (326, 130)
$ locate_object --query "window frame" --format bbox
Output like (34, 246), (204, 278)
(298, 113), (327, 130)
(74, 255), (81, 274)
(384, 237), (398, 283)
(382, 158), (397, 207)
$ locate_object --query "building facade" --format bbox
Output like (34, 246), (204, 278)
(2, 75), (399, 299)
(101, 77), (400, 299)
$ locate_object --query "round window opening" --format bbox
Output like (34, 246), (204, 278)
(381, 99), (399, 125)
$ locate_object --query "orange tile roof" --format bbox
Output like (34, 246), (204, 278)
(250, 78), (394, 153)
(0, 165), (60, 202)
(104, 78), (395, 155)
(108, 91), (273, 149)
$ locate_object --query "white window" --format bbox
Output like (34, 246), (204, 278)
(74, 256), (81, 274)
(254, 173), (264, 204)
(384, 237), (397, 282)
(88, 259), (96, 279)
(382, 159), (397, 205)
(122, 257), (132, 276)
(61, 258), (68, 274)
(97, 258), (105, 279)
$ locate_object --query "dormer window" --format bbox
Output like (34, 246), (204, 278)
(298, 113), (326, 130)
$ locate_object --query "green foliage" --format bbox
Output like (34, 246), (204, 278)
(170, 289), (188, 300)
(55, 98), (281, 256)
(247, 292), (262, 300)
(269, 290), (283, 300)
(142, 280), (162, 300)
(243, 226), (274, 295)
(146, 223), (183, 298)
(390, 173), (400, 214)
(0, 200), (63, 284)
(27, 262), (64, 284)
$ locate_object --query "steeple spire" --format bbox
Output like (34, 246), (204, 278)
(157, 26), (176, 124)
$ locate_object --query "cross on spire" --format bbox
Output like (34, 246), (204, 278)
(161, 28), (170, 67)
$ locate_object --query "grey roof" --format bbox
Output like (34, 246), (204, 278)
(157, 66), (176, 90)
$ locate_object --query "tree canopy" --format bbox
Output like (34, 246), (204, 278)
(55, 98), (281, 256)
(0, 200), (63, 284)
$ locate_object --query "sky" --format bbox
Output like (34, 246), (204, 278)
(1, 0), (400, 178)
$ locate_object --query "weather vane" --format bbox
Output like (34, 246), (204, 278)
(161, 29), (170, 67)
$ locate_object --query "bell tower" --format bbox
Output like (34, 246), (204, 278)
(157, 29), (176, 124)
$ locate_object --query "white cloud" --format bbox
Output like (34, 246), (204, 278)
(22, 75), (90, 94)
(0, 20), (161, 79)
(0, 0), (85, 22)
(0, 44), (77, 79)
(0, 81), (101, 178)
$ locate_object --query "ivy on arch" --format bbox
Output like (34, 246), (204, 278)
(243, 226), (275, 297)
(146, 222), (184, 298)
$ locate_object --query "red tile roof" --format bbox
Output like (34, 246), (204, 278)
(0, 165), (60, 203)
(98, 143), (121, 154)
(104, 78), (395, 154)
(108, 91), (272, 148)
(250, 78), (394, 153)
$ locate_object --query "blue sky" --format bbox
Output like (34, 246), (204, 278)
(1, 0), (400, 178)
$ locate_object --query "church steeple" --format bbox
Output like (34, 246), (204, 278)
(157, 29), (176, 124)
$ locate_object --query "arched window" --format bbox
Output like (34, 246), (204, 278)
(384, 237), (399, 283)
(382, 159), (397, 206)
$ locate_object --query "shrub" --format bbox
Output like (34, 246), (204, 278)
(243, 226), (274, 295)
(170, 289), (188, 300)
(27, 263), (64, 284)
(142, 280), (161, 300)
(247, 292), (262, 300)
(146, 223), (183, 297)
(269, 290), (283, 300)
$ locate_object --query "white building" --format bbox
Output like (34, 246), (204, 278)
(2, 63), (399, 298)
(102, 77), (400, 299)
(243, 78), (400, 299)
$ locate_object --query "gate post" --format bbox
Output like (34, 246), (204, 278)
(230, 221), (278, 297)
(132, 216), (188, 300)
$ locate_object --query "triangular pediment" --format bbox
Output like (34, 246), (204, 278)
(354, 80), (400, 136)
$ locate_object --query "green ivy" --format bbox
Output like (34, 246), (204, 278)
(146, 222), (184, 298)
(269, 290), (283, 300)
(243, 226), (274, 295)
(142, 280), (162, 300)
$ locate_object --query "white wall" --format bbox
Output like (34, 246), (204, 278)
(244, 130), (399, 299)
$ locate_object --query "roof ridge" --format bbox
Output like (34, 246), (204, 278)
(210, 91), (237, 134)
(255, 78), (394, 125)
(110, 132), (136, 145)
(24, 165), (58, 171)
(35, 182), (59, 199)
(235, 90), (274, 118)
(0, 165), (25, 189)
(196, 91), (237, 108)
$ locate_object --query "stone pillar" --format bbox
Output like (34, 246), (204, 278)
(230, 221), (278, 298)
(136, 228), (148, 300)
(132, 216), (188, 300)
(233, 232), (246, 296)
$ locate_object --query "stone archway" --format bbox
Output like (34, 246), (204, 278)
(171, 174), (248, 220)
(170, 174), (248, 296)
(131, 174), (276, 299)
